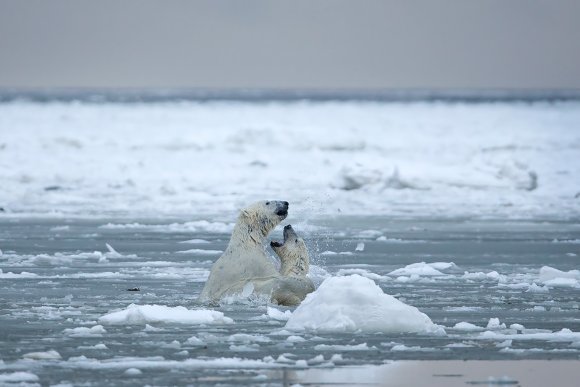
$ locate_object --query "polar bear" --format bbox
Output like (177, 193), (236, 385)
(198, 201), (314, 306)
(269, 225), (315, 305)
(271, 225), (310, 277)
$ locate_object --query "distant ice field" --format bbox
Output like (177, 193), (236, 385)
(0, 100), (579, 220)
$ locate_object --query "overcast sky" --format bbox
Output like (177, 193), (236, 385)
(1, 0), (579, 90)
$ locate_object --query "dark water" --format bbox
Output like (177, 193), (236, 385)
(0, 217), (579, 386)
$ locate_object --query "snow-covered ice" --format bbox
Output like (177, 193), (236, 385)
(1, 100), (579, 220)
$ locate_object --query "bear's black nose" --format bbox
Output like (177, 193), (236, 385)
(283, 201), (289, 207)
(284, 225), (292, 230)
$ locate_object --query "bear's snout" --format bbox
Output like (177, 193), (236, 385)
(275, 201), (289, 217)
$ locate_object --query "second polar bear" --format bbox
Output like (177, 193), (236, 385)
(271, 225), (310, 277)
(270, 225), (315, 305)
(198, 200), (314, 305)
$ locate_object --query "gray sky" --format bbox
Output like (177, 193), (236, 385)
(1, 0), (579, 90)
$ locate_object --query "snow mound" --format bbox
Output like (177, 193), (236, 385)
(99, 304), (233, 325)
(285, 275), (444, 334)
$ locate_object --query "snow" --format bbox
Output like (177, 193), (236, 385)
(99, 304), (233, 325)
(285, 275), (444, 334)
(2, 101), (579, 220)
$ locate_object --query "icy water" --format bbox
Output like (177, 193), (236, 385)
(1, 216), (579, 386)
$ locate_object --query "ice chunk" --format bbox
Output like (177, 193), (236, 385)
(355, 242), (365, 251)
(0, 372), (39, 382)
(486, 318), (506, 330)
(179, 239), (210, 244)
(388, 262), (445, 276)
(267, 306), (292, 321)
(99, 304), (233, 325)
(63, 325), (106, 337)
(176, 249), (222, 255)
(105, 243), (123, 258)
(527, 283), (549, 293)
(462, 271), (504, 282)
(336, 268), (385, 281)
(285, 275), (444, 334)
(453, 322), (485, 331)
(478, 328), (580, 342)
(286, 335), (306, 343)
(539, 266), (580, 281)
(539, 266), (580, 288)
(543, 278), (579, 288)
(0, 269), (38, 278)
(314, 343), (371, 351)
(23, 350), (61, 360)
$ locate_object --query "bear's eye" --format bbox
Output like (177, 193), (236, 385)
(295, 239), (298, 243)
(266, 201), (270, 205)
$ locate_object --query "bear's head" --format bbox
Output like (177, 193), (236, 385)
(270, 225), (310, 276)
(239, 200), (289, 243)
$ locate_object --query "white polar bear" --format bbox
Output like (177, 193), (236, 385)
(271, 225), (310, 277)
(198, 201), (314, 306)
(269, 225), (315, 305)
